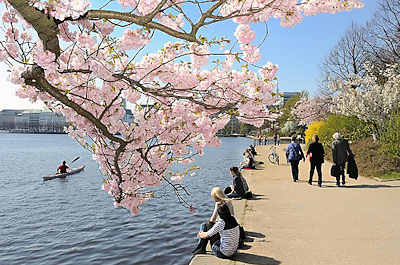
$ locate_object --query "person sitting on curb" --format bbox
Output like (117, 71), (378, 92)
(249, 145), (257, 156)
(192, 187), (245, 255)
(224, 167), (253, 199)
(195, 203), (240, 259)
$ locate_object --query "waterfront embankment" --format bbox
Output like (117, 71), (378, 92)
(189, 144), (400, 265)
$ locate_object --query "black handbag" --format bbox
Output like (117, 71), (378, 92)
(330, 164), (340, 177)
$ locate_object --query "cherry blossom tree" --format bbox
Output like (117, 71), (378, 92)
(331, 63), (400, 138)
(0, 0), (364, 215)
(291, 95), (331, 125)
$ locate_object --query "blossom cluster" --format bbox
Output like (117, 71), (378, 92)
(291, 96), (331, 125)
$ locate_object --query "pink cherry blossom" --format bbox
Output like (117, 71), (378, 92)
(119, 29), (150, 50)
(234, 24), (255, 44)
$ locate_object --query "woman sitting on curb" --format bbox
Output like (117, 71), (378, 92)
(224, 167), (253, 199)
(192, 187), (245, 255)
(195, 203), (240, 258)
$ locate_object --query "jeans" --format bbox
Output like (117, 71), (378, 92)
(290, 160), (300, 181)
(211, 240), (230, 259)
(198, 221), (219, 247)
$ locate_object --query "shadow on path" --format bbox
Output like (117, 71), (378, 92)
(246, 231), (265, 238)
(233, 253), (281, 265)
(324, 184), (400, 189)
(248, 194), (268, 200)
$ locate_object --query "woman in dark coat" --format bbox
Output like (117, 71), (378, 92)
(306, 134), (325, 187)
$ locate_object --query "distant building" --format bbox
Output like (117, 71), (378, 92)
(0, 109), (66, 133)
(0, 109), (24, 130)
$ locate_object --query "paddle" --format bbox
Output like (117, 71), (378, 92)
(70, 156), (80, 164)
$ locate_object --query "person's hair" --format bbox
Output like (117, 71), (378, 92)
(313, 134), (319, 142)
(217, 203), (238, 230)
(332, 132), (341, 140)
(291, 135), (297, 141)
(211, 187), (228, 202)
(62, 161), (66, 164)
(224, 186), (232, 195)
(230, 166), (241, 177)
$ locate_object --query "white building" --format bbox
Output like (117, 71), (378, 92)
(0, 109), (66, 133)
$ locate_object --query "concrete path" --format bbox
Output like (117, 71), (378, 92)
(189, 144), (400, 265)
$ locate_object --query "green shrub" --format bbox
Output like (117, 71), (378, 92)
(351, 138), (399, 177)
(318, 114), (372, 149)
(380, 112), (400, 160)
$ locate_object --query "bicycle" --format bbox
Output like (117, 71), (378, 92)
(268, 145), (280, 165)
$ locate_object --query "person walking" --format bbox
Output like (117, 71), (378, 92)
(273, 133), (278, 145)
(332, 132), (354, 186)
(306, 135), (325, 187)
(286, 135), (305, 182)
(276, 134), (280, 146)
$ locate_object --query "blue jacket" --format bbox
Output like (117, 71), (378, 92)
(286, 142), (305, 161)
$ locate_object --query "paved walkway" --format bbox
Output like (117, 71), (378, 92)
(189, 144), (400, 265)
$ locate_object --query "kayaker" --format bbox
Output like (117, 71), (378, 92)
(57, 161), (70, 174)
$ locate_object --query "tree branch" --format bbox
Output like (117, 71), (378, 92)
(21, 65), (125, 144)
(8, 0), (61, 56)
(86, 9), (199, 43)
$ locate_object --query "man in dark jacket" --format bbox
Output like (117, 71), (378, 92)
(332, 132), (354, 186)
(307, 135), (325, 187)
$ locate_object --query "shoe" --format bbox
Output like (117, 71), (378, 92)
(336, 183), (340, 187)
(318, 183), (322, 187)
(342, 182), (345, 185)
(308, 180), (312, 185)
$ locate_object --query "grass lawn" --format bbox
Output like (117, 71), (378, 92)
(378, 171), (400, 180)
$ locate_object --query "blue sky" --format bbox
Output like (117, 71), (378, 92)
(0, 0), (379, 110)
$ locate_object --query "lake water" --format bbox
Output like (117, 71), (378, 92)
(0, 133), (253, 265)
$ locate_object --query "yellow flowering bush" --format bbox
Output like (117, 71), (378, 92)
(304, 120), (325, 145)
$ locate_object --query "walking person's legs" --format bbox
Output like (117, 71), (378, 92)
(339, 164), (345, 185)
(290, 160), (299, 181)
(316, 163), (322, 187)
(309, 162), (316, 185)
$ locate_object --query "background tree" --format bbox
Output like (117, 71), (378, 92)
(0, 0), (364, 214)
(331, 63), (400, 139)
(363, 0), (400, 68)
(291, 95), (331, 126)
(277, 92), (302, 127)
(321, 22), (368, 83)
